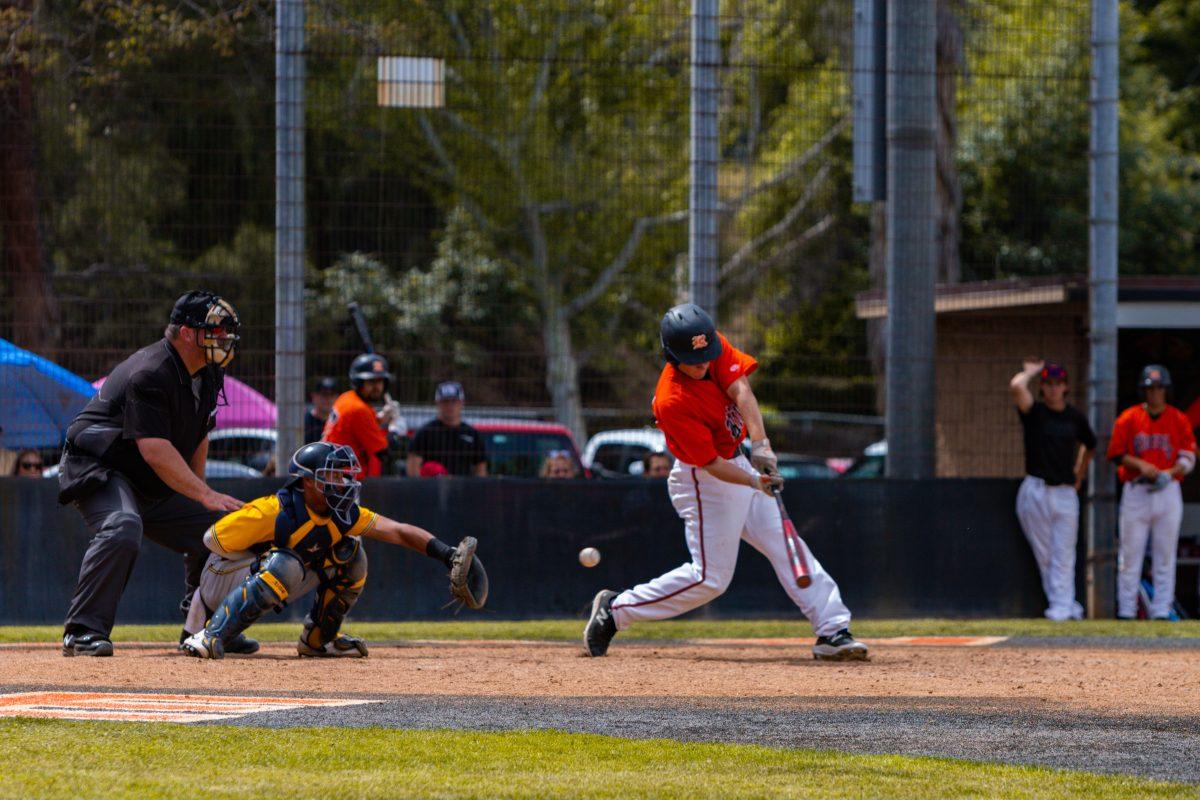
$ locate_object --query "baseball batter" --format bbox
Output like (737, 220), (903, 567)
(1009, 359), (1096, 621)
(1107, 365), (1195, 619)
(584, 304), (867, 661)
(181, 441), (487, 658)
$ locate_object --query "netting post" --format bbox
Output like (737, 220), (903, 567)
(689, 0), (719, 319)
(884, 1), (936, 478)
(275, 0), (306, 467)
(1086, 0), (1119, 618)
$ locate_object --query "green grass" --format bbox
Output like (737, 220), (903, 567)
(4, 618), (1199, 644)
(0, 720), (1188, 799)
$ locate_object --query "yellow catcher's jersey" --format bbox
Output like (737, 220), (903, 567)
(209, 485), (378, 567)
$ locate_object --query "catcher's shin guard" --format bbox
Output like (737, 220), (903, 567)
(300, 540), (367, 652)
(208, 549), (304, 645)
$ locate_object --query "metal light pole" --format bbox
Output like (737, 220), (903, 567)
(884, 1), (937, 478)
(275, 0), (306, 466)
(689, 0), (720, 318)
(1086, 0), (1119, 617)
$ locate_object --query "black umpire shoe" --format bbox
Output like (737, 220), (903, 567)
(583, 590), (618, 657)
(812, 629), (869, 662)
(62, 633), (114, 657)
(178, 628), (259, 655)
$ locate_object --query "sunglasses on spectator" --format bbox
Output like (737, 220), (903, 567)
(19, 461), (43, 470)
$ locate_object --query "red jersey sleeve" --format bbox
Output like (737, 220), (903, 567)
(710, 333), (758, 393)
(1174, 409), (1197, 454)
(1106, 409), (1132, 463)
(659, 406), (720, 467)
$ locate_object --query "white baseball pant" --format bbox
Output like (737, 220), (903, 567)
(183, 552), (255, 635)
(1015, 475), (1083, 621)
(1117, 480), (1183, 619)
(610, 454), (852, 637)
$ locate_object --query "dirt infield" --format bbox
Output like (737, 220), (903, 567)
(2, 638), (1199, 782)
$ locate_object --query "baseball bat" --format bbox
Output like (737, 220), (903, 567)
(772, 487), (812, 588)
(347, 301), (399, 412)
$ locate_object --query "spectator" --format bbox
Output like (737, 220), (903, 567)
(1108, 364), (1195, 620)
(1009, 359), (1096, 621)
(304, 376), (338, 444)
(407, 382), (487, 477)
(13, 449), (45, 477)
(642, 450), (672, 478)
(539, 450), (578, 479)
(323, 354), (401, 478)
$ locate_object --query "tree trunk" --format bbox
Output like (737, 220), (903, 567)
(0, 1), (57, 354)
(542, 306), (587, 448)
(936, 0), (964, 285)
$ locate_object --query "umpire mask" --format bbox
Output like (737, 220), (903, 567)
(171, 291), (241, 369)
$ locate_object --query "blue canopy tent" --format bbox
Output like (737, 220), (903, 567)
(0, 338), (96, 449)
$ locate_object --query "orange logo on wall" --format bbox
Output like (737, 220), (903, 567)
(691, 334), (708, 350)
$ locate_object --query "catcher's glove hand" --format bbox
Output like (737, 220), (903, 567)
(448, 537), (488, 611)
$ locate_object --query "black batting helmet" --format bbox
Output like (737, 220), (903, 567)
(661, 303), (723, 365)
(1139, 364), (1172, 390)
(349, 353), (392, 390)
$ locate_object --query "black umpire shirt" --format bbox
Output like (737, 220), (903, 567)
(409, 418), (487, 476)
(63, 339), (220, 501)
(1018, 402), (1097, 486)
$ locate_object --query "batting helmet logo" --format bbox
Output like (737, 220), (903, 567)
(691, 334), (708, 350)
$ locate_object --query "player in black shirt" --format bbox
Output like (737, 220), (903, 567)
(1009, 359), (1097, 621)
(406, 381), (488, 477)
(58, 291), (247, 656)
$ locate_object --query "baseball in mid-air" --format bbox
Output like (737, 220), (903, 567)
(578, 547), (601, 568)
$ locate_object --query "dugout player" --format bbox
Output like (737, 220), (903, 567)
(181, 441), (487, 658)
(1108, 365), (1196, 619)
(1009, 359), (1096, 621)
(583, 304), (867, 661)
(58, 291), (245, 657)
(323, 354), (402, 477)
(406, 381), (488, 477)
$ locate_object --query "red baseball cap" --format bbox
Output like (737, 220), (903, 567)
(419, 460), (449, 478)
(1040, 362), (1068, 382)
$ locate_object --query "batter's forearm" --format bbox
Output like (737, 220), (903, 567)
(728, 379), (767, 442)
(137, 437), (213, 501)
(703, 457), (757, 488)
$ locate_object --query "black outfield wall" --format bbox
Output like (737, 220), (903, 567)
(0, 477), (1047, 624)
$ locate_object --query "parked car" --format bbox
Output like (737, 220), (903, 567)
(775, 453), (838, 480)
(407, 416), (585, 478)
(841, 439), (886, 479)
(581, 428), (667, 478)
(207, 427), (276, 473)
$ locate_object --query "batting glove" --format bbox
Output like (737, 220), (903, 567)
(751, 438), (778, 476)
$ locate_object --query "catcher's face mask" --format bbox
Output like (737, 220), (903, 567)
(316, 445), (362, 525)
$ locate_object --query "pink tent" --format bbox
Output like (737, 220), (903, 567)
(92, 374), (277, 430)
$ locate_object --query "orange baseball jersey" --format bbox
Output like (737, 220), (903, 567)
(652, 332), (758, 466)
(1107, 404), (1196, 483)
(322, 390), (387, 477)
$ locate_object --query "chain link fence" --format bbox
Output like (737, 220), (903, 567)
(0, 1), (1156, 480)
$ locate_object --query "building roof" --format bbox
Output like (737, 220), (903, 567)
(855, 275), (1200, 320)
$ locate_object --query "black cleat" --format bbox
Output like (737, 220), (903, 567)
(583, 590), (618, 657)
(62, 633), (114, 657)
(224, 634), (261, 655)
(813, 629), (869, 662)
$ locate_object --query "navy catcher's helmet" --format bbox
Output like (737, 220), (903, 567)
(290, 442), (361, 524)
(349, 353), (392, 390)
(661, 303), (723, 366)
(1139, 364), (1172, 390)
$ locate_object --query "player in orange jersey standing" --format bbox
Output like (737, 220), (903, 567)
(1107, 365), (1196, 619)
(583, 304), (867, 661)
(322, 354), (401, 477)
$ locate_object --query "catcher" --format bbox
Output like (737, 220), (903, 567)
(181, 441), (486, 659)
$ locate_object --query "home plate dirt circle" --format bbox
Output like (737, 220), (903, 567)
(1, 637), (1198, 783)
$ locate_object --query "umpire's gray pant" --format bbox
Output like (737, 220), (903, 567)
(64, 473), (219, 638)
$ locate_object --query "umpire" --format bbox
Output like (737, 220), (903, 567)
(58, 291), (244, 656)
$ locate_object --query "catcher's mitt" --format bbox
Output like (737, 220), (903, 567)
(448, 537), (488, 611)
